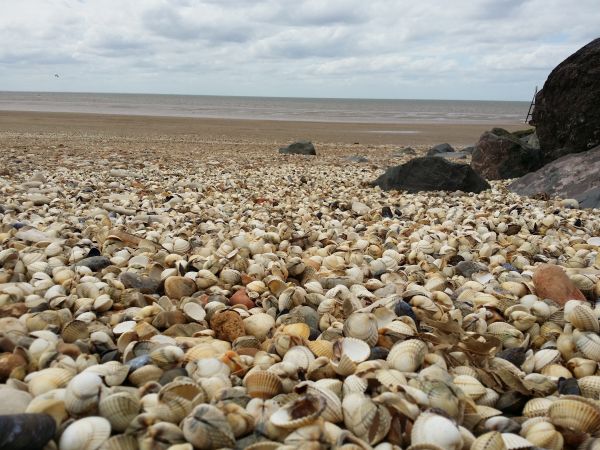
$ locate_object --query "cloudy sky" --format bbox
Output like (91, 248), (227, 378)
(1, 0), (598, 100)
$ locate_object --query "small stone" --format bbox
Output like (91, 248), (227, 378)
(210, 310), (245, 342)
(73, 256), (111, 272)
(278, 140), (316, 155)
(381, 206), (393, 218)
(427, 143), (455, 156)
(120, 272), (160, 294)
(532, 264), (587, 306)
(351, 201), (370, 215)
(559, 198), (579, 209)
(164, 276), (196, 300)
(455, 260), (485, 278)
(29, 194), (51, 206)
(230, 289), (254, 308)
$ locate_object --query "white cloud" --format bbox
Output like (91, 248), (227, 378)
(0, 0), (598, 99)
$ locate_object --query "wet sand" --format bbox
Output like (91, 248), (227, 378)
(0, 110), (528, 147)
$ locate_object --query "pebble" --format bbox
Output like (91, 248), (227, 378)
(72, 256), (111, 272)
(164, 276), (197, 300)
(532, 264), (587, 305)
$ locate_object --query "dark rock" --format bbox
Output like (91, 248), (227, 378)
(392, 147), (416, 157)
(461, 146), (475, 154)
(394, 300), (418, 327)
(73, 256), (111, 272)
(512, 129), (535, 139)
(426, 143), (455, 156)
(120, 272), (160, 294)
(455, 260), (485, 278)
(532, 38), (600, 163)
(433, 151), (469, 160)
(371, 157), (490, 193)
(381, 206), (394, 218)
(558, 377), (580, 395)
(160, 368), (189, 385)
(496, 347), (526, 367)
(0, 413), (56, 450)
(471, 128), (543, 180)
(508, 145), (600, 208)
(369, 346), (389, 360)
(527, 131), (540, 149)
(345, 155), (369, 163)
(278, 140), (316, 155)
(86, 247), (101, 257)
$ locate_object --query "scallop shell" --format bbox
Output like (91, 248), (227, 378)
(453, 375), (486, 400)
(410, 410), (462, 450)
(182, 404), (235, 450)
(548, 396), (600, 433)
(470, 431), (507, 450)
(524, 421), (563, 450)
(307, 340), (334, 359)
(98, 392), (140, 432)
(578, 375), (600, 399)
(523, 397), (554, 417)
(270, 393), (325, 429)
(340, 337), (371, 363)
(244, 370), (283, 399)
(343, 312), (379, 346)
(282, 346), (315, 370)
(59, 416), (111, 450)
(342, 393), (391, 445)
(387, 339), (428, 372)
(568, 304), (599, 332)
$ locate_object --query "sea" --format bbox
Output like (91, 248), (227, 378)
(0, 91), (529, 124)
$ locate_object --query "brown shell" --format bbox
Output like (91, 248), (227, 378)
(244, 370), (283, 399)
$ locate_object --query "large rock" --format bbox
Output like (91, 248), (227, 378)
(279, 140), (316, 155)
(508, 145), (600, 208)
(371, 157), (490, 193)
(532, 38), (600, 163)
(471, 128), (542, 180)
(426, 143), (455, 156)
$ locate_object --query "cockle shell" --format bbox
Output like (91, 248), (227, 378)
(387, 339), (427, 372)
(523, 421), (563, 450)
(343, 312), (379, 346)
(270, 393), (325, 429)
(155, 379), (206, 423)
(64, 372), (104, 416)
(182, 404), (235, 450)
(548, 395), (600, 433)
(411, 410), (462, 450)
(244, 370), (283, 399)
(98, 392), (140, 432)
(342, 393), (391, 445)
(59, 416), (111, 450)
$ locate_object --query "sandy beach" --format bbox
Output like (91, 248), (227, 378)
(2, 108), (599, 450)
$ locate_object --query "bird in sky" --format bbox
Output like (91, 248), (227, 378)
(54, 74), (59, 78)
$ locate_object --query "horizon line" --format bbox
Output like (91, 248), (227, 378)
(0, 89), (531, 103)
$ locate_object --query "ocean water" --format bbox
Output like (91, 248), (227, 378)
(0, 91), (529, 124)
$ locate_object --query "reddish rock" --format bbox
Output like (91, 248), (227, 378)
(210, 310), (245, 342)
(230, 289), (255, 309)
(241, 274), (254, 286)
(532, 264), (587, 306)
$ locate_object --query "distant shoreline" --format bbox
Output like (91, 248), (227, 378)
(0, 110), (528, 147)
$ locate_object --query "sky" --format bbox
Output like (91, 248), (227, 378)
(0, 0), (598, 101)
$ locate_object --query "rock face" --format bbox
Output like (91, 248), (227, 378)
(471, 128), (543, 180)
(532, 38), (600, 163)
(372, 157), (490, 193)
(508, 145), (600, 208)
(426, 143), (455, 156)
(278, 140), (316, 155)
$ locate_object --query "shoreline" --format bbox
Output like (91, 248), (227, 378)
(0, 110), (528, 146)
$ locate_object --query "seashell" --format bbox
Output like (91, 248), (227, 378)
(59, 416), (111, 450)
(340, 337), (371, 363)
(567, 357), (598, 378)
(64, 371), (104, 416)
(98, 434), (138, 450)
(149, 345), (184, 368)
(567, 303), (599, 332)
(25, 367), (74, 397)
(575, 331), (600, 362)
(470, 431), (507, 450)
(61, 320), (90, 343)
(307, 340), (334, 359)
(411, 410), (462, 450)
(533, 348), (561, 371)
(85, 361), (130, 386)
(138, 421), (186, 449)
(281, 323), (310, 339)
(295, 381), (343, 423)
(501, 433), (533, 449)
(282, 346), (315, 370)
(343, 312), (379, 346)
(548, 395), (600, 433)
(244, 370), (283, 399)
(182, 302), (206, 322)
(270, 393), (325, 429)
(523, 397), (554, 417)
(155, 379), (206, 423)
(128, 364), (163, 387)
(579, 375), (600, 399)
(243, 313), (275, 341)
(523, 421), (563, 450)
(218, 401), (255, 438)
(387, 339), (427, 372)
(0, 413), (57, 450)
(342, 393), (391, 445)
(98, 391), (140, 432)
(452, 375), (486, 400)
(541, 363), (572, 378)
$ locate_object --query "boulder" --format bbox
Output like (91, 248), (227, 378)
(508, 145), (600, 208)
(371, 157), (490, 193)
(532, 38), (600, 163)
(279, 140), (316, 155)
(393, 147), (417, 157)
(426, 143), (455, 156)
(471, 128), (543, 180)
(461, 146), (476, 154)
(433, 151), (469, 160)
